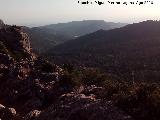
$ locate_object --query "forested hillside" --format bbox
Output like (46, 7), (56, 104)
(49, 20), (160, 82)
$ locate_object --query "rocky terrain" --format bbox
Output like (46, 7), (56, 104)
(36, 93), (133, 120)
(0, 25), (62, 119)
(0, 23), (134, 120)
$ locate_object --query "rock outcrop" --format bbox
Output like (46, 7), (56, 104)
(0, 26), (33, 56)
(0, 26), (35, 82)
(0, 19), (4, 29)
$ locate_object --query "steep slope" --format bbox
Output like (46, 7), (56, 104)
(0, 25), (63, 119)
(50, 20), (160, 82)
(27, 20), (127, 53)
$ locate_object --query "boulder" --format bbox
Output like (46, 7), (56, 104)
(25, 110), (41, 120)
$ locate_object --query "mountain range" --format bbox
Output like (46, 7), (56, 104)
(25, 20), (127, 53)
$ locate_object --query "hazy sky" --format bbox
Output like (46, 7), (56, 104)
(0, 0), (160, 26)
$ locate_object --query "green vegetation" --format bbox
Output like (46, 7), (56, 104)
(111, 83), (160, 120)
(34, 60), (54, 73)
(0, 41), (8, 53)
(12, 51), (29, 61)
(40, 61), (53, 73)
(59, 71), (82, 88)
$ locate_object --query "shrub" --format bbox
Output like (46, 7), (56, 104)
(81, 68), (106, 86)
(0, 41), (8, 53)
(62, 63), (74, 73)
(59, 71), (82, 89)
(40, 61), (53, 73)
(111, 83), (160, 120)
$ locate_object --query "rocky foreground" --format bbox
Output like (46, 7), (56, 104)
(0, 25), (135, 120)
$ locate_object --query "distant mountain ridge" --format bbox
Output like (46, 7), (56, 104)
(41, 20), (127, 37)
(26, 20), (127, 53)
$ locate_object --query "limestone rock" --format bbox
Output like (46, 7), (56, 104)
(25, 110), (41, 120)
(36, 93), (134, 120)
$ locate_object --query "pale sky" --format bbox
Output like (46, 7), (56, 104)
(0, 0), (160, 27)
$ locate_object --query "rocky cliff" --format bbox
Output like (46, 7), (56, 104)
(0, 25), (62, 119)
